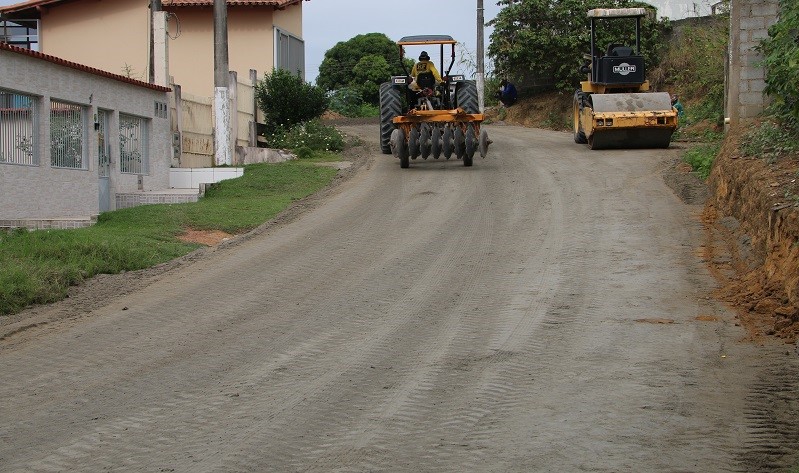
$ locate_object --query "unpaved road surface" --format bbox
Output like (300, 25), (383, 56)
(1, 125), (798, 472)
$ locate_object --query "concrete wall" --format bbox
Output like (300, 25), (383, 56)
(726, 0), (780, 126)
(274, 4), (303, 35)
(0, 48), (172, 222)
(164, 3), (304, 96)
(37, 0), (150, 80)
(27, 0), (304, 98)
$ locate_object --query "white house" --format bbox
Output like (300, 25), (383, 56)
(0, 42), (176, 229)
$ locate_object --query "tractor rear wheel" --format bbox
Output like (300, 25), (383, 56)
(455, 81), (479, 114)
(380, 82), (402, 154)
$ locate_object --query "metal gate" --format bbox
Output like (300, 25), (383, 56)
(97, 110), (111, 212)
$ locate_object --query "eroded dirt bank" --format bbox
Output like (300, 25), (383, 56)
(706, 127), (799, 342)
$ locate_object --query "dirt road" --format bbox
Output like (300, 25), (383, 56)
(1, 124), (797, 472)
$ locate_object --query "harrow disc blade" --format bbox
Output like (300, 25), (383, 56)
(478, 129), (490, 158)
(442, 127), (454, 159)
(431, 126), (442, 159)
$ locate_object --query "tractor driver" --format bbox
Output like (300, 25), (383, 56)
(409, 51), (443, 92)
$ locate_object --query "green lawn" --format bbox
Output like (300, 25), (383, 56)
(0, 159), (339, 316)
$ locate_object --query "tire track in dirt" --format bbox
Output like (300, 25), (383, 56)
(739, 360), (799, 471)
(2, 125), (798, 471)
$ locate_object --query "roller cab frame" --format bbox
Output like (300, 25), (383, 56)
(574, 8), (678, 149)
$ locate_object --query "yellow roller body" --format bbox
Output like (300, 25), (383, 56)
(580, 92), (677, 149)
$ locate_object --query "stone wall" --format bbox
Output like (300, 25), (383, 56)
(726, 0), (779, 126)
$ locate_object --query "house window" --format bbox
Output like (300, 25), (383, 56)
(119, 114), (148, 175)
(0, 90), (38, 166)
(0, 19), (40, 51)
(50, 99), (86, 169)
(274, 27), (305, 78)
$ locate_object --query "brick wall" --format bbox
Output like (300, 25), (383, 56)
(726, 0), (780, 126)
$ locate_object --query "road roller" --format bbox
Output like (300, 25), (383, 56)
(573, 8), (678, 150)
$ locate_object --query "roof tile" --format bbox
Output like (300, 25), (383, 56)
(0, 42), (171, 92)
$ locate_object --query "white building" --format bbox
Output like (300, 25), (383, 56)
(646, 0), (724, 19)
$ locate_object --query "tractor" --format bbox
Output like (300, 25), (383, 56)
(573, 8), (678, 149)
(379, 35), (490, 168)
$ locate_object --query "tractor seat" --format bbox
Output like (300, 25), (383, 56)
(416, 71), (436, 90)
(607, 44), (634, 57)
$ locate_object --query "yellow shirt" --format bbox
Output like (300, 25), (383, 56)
(410, 60), (443, 83)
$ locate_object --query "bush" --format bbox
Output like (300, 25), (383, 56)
(760, 0), (799, 131)
(256, 69), (329, 134)
(328, 87), (364, 117)
(484, 76), (502, 106)
(355, 103), (379, 118)
(683, 142), (721, 180)
(266, 119), (345, 154)
(740, 119), (799, 162)
(649, 15), (728, 126)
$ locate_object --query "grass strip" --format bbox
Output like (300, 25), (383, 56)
(0, 160), (338, 316)
(683, 142), (722, 180)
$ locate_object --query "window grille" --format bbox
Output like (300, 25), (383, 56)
(0, 90), (37, 165)
(50, 99), (86, 169)
(119, 114), (147, 174)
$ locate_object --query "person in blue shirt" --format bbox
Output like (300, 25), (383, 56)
(496, 79), (517, 107)
(671, 94), (685, 124)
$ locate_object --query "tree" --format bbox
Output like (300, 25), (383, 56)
(488, 0), (669, 92)
(761, 0), (799, 130)
(316, 33), (410, 104)
(255, 68), (328, 133)
(352, 54), (394, 105)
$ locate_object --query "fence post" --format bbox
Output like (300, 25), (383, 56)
(228, 70), (239, 165)
(249, 69), (258, 147)
(172, 83), (183, 167)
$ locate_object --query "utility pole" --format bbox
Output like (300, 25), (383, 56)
(149, 0), (162, 83)
(213, 0), (232, 166)
(477, 0), (485, 113)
